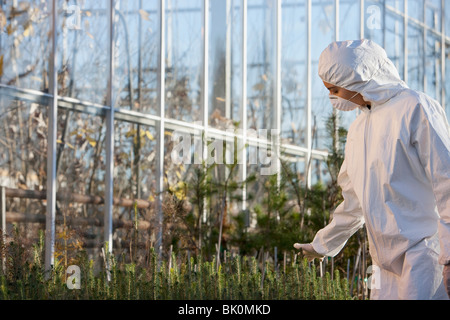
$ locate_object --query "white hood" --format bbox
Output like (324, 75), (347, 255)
(318, 39), (409, 106)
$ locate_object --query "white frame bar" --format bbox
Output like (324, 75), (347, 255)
(334, 0), (341, 149)
(241, 0), (248, 211)
(360, 0), (365, 39)
(202, 0), (209, 224)
(335, 0), (340, 42)
(404, 0), (408, 84)
(104, 0), (115, 257)
(155, 0), (166, 258)
(423, 0), (427, 93)
(306, 0), (312, 188)
(45, 0), (57, 275)
(274, 0), (282, 189)
(225, 0), (232, 120)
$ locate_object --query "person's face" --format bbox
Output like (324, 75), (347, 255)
(323, 81), (371, 106)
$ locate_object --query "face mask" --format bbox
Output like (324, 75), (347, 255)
(329, 92), (360, 111)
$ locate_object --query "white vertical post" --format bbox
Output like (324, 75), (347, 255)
(441, 0), (446, 110)
(241, 0), (248, 212)
(360, 0), (365, 39)
(335, 0), (340, 42)
(274, 0), (282, 192)
(404, 0), (408, 84)
(224, 0), (232, 209)
(225, 0), (232, 120)
(202, 0), (209, 224)
(104, 0), (115, 259)
(156, 0), (166, 259)
(202, 0), (209, 148)
(167, 0), (172, 69)
(334, 0), (341, 148)
(383, 0), (387, 49)
(423, 0), (427, 93)
(306, 0), (312, 189)
(45, 0), (57, 276)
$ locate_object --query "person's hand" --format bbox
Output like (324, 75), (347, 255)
(444, 265), (450, 298)
(293, 243), (325, 262)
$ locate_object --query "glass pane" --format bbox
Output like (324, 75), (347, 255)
(55, 110), (105, 265)
(281, 0), (307, 147)
(407, 0), (424, 22)
(447, 0), (450, 36)
(0, 1), (51, 91)
(162, 130), (203, 253)
(386, 0), (404, 10)
(385, 9), (405, 81)
(311, 0), (336, 151)
(247, 0), (276, 131)
(425, 0), (441, 30)
(311, 158), (330, 186)
(339, 0), (361, 41)
(114, 1), (159, 114)
(165, 0), (203, 122)
(208, 0), (243, 130)
(424, 34), (441, 101)
(364, 0), (384, 48)
(0, 96), (47, 247)
(57, 0), (109, 105)
(408, 20), (425, 92)
(112, 120), (157, 262)
(230, 0), (244, 128)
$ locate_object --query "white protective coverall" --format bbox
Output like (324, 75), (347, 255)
(312, 39), (450, 300)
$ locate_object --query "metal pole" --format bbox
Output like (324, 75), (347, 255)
(136, 0), (143, 200)
(45, 0), (57, 276)
(155, 0), (166, 260)
(202, 0), (209, 147)
(104, 0), (115, 258)
(360, 0), (365, 39)
(202, 0), (209, 225)
(225, 0), (231, 120)
(334, 0), (340, 149)
(423, 0), (427, 93)
(306, 0), (312, 189)
(241, 0), (248, 213)
(224, 0), (232, 213)
(404, 0), (408, 84)
(274, 0), (281, 192)
(383, 0), (387, 49)
(335, 0), (340, 42)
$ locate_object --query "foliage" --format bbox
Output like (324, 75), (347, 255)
(0, 233), (352, 300)
(157, 112), (369, 285)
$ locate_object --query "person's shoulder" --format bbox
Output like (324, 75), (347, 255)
(399, 90), (449, 134)
(391, 89), (422, 107)
(391, 89), (443, 116)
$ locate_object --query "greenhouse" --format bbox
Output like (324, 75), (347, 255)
(0, 0), (449, 300)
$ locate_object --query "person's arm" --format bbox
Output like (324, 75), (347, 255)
(410, 102), (450, 266)
(309, 159), (365, 257)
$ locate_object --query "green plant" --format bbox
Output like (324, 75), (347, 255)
(0, 234), (353, 300)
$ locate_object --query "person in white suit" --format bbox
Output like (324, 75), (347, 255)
(294, 39), (450, 300)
